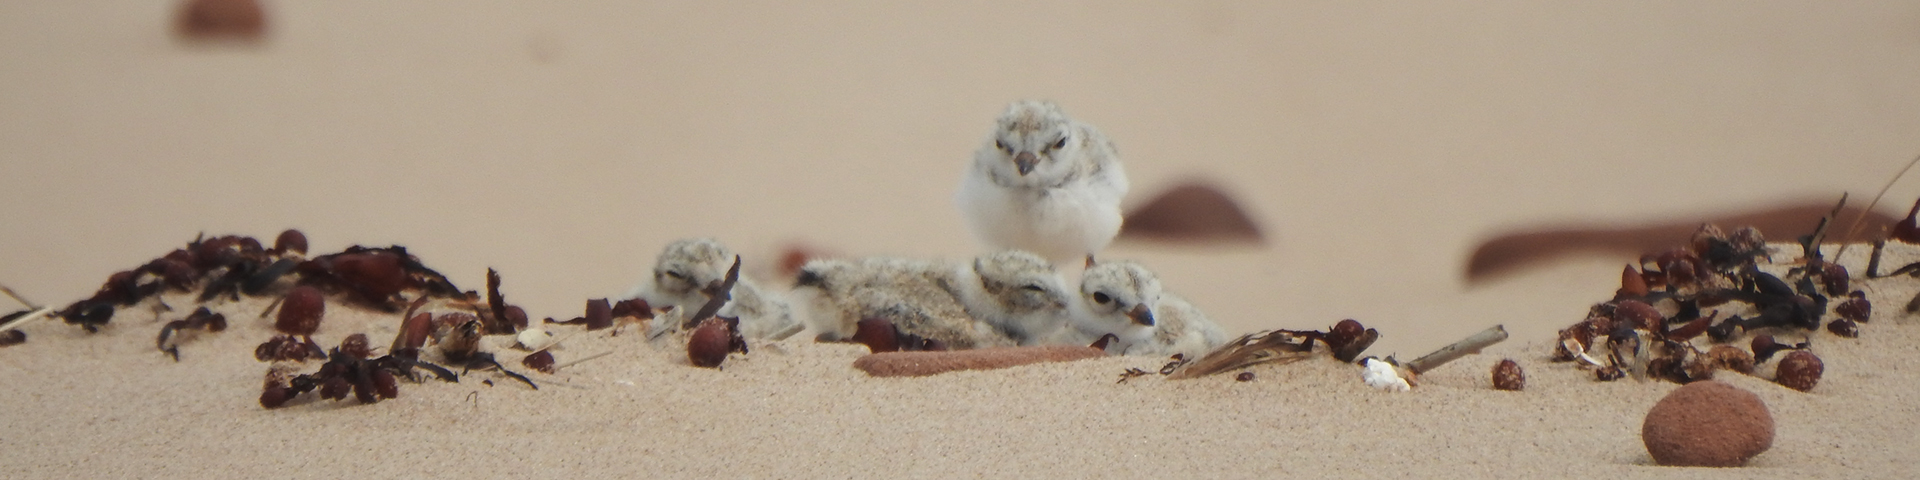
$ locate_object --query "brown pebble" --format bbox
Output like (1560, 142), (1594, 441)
(274, 286), (324, 336)
(176, 0), (265, 40)
(853, 346), (1106, 377)
(1235, 372), (1255, 382)
(851, 318), (900, 353)
(1491, 359), (1525, 391)
(1774, 351), (1823, 392)
(1641, 380), (1774, 467)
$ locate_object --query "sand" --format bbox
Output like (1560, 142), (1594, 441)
(0, 241), (1915, 478)
(5, 2), (1920, 478)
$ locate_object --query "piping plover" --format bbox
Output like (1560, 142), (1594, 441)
(791, 256), (1014, 349)
(622, 238), (799, 340)
(1058, 260), (1227, 358)
(955, 100), (1129, 264)
(949, 250), (1072, 345)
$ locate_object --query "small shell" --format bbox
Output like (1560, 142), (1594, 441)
(1360, 358), (1409, 392)
(515, 328), (556, 351)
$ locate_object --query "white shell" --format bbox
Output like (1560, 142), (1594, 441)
(516, 328), (556, 351)
(1361, 358), (1410, 392)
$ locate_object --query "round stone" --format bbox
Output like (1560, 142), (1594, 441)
(1641, 380), (1774, 467)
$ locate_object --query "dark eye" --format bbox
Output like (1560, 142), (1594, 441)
(1092, 292), (1111, 304)
(1052, 136), (1067, 149)
(663, 271), (687, 280)
(995, 140), (1010, 152)
(1020, 284), (1045, 293)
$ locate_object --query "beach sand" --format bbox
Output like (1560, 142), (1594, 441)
(4, 2), (1920, 477)
(1, 241), (1916, 478)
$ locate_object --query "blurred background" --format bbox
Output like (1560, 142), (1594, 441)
(3, 1), (1917, 356)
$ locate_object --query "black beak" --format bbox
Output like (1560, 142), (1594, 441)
(1126, 304), (1154, 327)
(1014, 152), (1038, 176)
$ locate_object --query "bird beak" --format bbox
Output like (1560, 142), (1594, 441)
(1126, 304), (1154, 326)
(1013, 151), (1038, 176)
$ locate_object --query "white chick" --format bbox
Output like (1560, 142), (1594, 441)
(955, 100), (1129, 264)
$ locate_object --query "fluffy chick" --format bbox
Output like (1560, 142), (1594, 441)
(955, 100), (1129, 264)
(1061, 260), (1227, 358)
(623, 238), (798, 340)
(791, 257), (1014, 350)
(949, 250), (1072, 345)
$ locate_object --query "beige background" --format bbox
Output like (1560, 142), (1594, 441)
(3, 1), (1919, 356)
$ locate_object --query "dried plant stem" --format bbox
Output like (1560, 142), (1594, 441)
(1, 285), (41, 308)
(0, 306), (53, 333)
(553, 350), (614, 370)
(1835, 152), (1920, 260)
(1404, 325), (1508, 374)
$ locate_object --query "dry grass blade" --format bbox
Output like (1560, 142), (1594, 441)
(1167, 330), (1314, 380)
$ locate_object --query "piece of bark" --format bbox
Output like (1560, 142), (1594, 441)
(853, 346), (1105, 377)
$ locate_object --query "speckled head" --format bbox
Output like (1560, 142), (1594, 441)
(1079, 260), (1162, 327)
(972, 250), (1069, 314)
(981, 100), (1078, 182)
(653, 238), (734, 298)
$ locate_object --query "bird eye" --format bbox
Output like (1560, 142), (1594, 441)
(1052, 136), (1067, 150)
(663, 271), (687, 280)
(1020, 284), (1046, 292)
(995, 140), (1010, 152)
(1092, 292), (1111, 304)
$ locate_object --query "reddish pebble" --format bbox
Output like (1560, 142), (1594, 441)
(1642, 380), (1774, 467)
(687, 318), (732, 368)
(1235, 372), (1255, 382)
(275, 286), (325, 335)
(1491, 359), (1525, 391)
(1774, 351), (1823, 392)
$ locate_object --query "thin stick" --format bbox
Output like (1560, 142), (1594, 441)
(1836, 152), (1920, 259)
(0, 285), (40, 309)
(1404, 325), (1508, 374)
(552, 350), (615, 370)
(0, 306), (54, 333)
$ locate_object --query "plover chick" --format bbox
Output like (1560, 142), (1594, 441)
(949, 250), (1072, 345)
(955, 100), (1130, 264)
(791, 257), (1014, 350)
(1060, 260), (1227, 358)
(622, 238), (799, 340)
